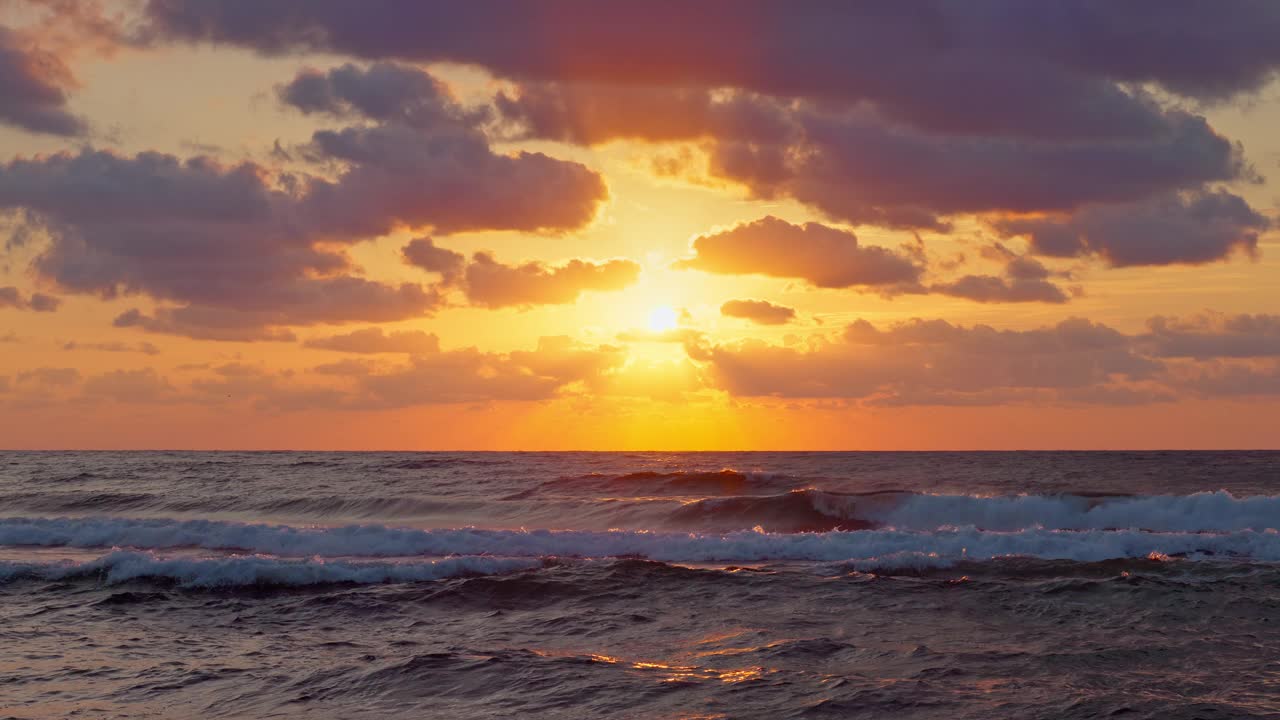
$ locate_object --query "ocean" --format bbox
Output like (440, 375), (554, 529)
(1, 451), (1278, 719)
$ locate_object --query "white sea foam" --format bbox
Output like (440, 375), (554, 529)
(0, 551), (540, 587)
(1, 516), (1278, 566)
(862, 490), (1280, 532)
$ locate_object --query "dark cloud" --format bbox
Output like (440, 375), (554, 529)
(495, 83), (790, 145)
(994, 190), (1270, 267)
(720, 299), (796, 325)
(0, 61), (610, 339)
(298, 123), (607, 237)
(0, 286), (60, 311)
(401, 237), (465, 284)
(142, 1), (1280, 134)
(1142, 313), (1280, 359)
(138, 1), (1276, 259)
(931, 252), (1071, 304)
(304, 327), (441, 355)
(674, 216), (923, 290)
(280, 63), (608, 237)
(113, 308), (298, 343)
(0, 25), (85, 136)
(278, 61), (472, 128)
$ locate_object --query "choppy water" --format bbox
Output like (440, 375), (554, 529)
(2, 451), (1278, 719)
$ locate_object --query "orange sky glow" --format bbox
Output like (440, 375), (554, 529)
(1, 2), (1279, 449)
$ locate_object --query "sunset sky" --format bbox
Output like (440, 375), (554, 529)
(1, 1), (1279, 449)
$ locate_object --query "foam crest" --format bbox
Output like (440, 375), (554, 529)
(868, 490), (1280, 532)
(0, 551), (539, 588)
(2, 516), (1279, 566)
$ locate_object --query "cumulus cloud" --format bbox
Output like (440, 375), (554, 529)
(280, 63), (608, 237)
(931, 252), (1072, 304)
(0, 25), (85, 136)
(304, 327), (441, 355)
(401, 237), (465, 284)
(1142, 312), (1280, 359)
(142, 2), (1280, 133)
(0, 286), (60, 311)
(690, 310), (1280, 405)
(700, 317), (1158, 404)
(495, 82), (790, 145)
(0, 61), (611, 339)
(994, 190), (1270, 267)
(675, 216), (923, 290)
(461, 253), (639, 309)
(139, 2), (1274, 257)
(720, 299), (796, 325)
(401, 239), (640, 309)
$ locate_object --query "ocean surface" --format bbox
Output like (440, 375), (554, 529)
(1, 451), (1278, 719)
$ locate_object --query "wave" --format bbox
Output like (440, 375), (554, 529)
(0, 490), (469, 520)
(864, 490), (1280, 532)
(2, 516), (1279, 567)
(0, 551), (540, 588)
(528, 469), (804, 498)
(663, 488), (1280, 534)
(666, 489), (884, 532)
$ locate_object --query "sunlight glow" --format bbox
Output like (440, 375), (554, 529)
(648, 306), (679, 332)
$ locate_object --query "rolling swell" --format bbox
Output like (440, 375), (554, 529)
(0, 551), (540, 588)
(529, 469), (806, 497)
(3, 516), (1280, 567)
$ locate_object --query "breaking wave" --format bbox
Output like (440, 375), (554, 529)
(2, 516), (1279, 567)
(665, 488), (1280, 534)
(0, 551), (540, 588)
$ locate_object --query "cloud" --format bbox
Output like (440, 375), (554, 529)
(401, 237), (465, 283)
(691, 311), (1280, 405)
(304, 327), (441, 354)
(142, 2), (1280, 132)
(278, 61), (473, 128)
(0, 149), (454, 339)
(0, 25), (85, 136)
(402, 239), (640, 309)
(0, 62), (610, 339)
(1142, 313), (1280, 359)
(461, 252), (640, 309)
(674, 216), (922, 290)
(82, 368), (175, 403)
(495, 82), (790, 145)
(994, 190), (1270, 267)
(0, 286), (60, 311)
(281, 63), (608, 237)
(358, 336), (626, 407)
(138, 4), (1274, 244)
(720, 299), (796, 325)
(63, 340), (160, 355)
(113, 308), (298, 343)
(931, 252), (1071, 304)
(700, 317), (1158, 404)
(16, 366), (80, 387)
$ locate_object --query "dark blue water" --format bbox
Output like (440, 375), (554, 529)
(2, 451), (1278, 718)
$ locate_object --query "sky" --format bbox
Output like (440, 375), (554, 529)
(1, 1), (1279, 450)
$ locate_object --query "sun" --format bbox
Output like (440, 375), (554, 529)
(648, 306), (679, 332)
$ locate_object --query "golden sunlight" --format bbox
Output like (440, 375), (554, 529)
(648, 305), (679, 332)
